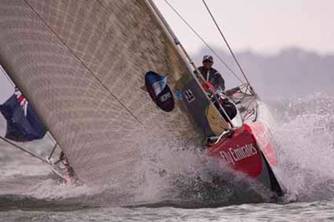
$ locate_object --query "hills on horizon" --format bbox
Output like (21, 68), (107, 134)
(1, 46), (333, 101)
(192, 47), (334, 100)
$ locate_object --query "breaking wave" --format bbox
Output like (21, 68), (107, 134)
(1, 92), (334, 208)
(268, 92), (334, 202)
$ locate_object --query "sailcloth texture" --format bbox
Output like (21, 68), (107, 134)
(0, 0), (200, 187)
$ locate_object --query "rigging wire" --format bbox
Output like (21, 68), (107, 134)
(201, 0), (253, 89)
(0, 135), (49, 164)
(163, 0), (244, 83)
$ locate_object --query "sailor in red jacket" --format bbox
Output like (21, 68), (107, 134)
(197, 55), (225, 93)
(197, 55), (237, 123)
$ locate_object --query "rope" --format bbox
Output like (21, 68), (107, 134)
(201, 0), (253, 90)
(163, 0), (244, 83)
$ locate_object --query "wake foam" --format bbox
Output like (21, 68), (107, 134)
(3, 92), (334, 207)
(127, 132), (275, 207)
(267, 92), (334, 201)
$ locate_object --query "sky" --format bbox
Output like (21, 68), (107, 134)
(152, 0), (334, 55)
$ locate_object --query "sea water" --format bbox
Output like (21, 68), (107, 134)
(1, 92), (334, 221)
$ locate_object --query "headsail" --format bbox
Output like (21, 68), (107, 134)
(0, 0), (202, 187)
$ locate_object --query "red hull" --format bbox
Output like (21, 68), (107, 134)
(207, 123), (283, 196)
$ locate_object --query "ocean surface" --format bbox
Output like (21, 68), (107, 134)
(1, 92), (334, 221)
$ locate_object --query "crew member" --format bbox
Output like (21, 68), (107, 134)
(197, 55), (225, 93)
(197, 55), (236, 122)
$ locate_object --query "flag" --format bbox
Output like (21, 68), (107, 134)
(0, 89), (46, 141)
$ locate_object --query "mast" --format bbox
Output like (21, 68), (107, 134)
(145, 0), (203, 81)
(145, 0), (236, 128)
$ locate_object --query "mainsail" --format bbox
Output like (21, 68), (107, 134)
(0, 0), (202, 187)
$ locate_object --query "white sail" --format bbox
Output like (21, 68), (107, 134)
(0, 0), (201, 187)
